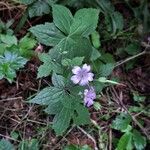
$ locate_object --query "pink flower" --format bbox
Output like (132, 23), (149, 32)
(71, 64), (94, 86)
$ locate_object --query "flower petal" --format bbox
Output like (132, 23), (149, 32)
(82, 64), (91, 72)
(87, 100), (94, 107)
(84, 89), (88, 96)
(84, 97), (94, 107)
(87, 73), (94, 81)
(71, 75), (80, 84)
(72, 66), (81, 74)
(79, 78), (89, 86)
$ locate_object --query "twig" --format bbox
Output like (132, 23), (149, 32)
(0, 97), (22, 102)
(51, 126), (75, 150)
(77, 126), (98, 150)
(109, 128), (112, 150)
(115, 40), (150, 68)
(27, 119), (47, 125)
(0, 133), (20, 142)
(115, 50), (147, 67)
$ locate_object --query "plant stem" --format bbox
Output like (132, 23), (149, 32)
(115, 50), (148, 67)
(116, 41), (150, 67)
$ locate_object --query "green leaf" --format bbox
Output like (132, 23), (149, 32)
(117, 132), (133, 150)
(52, 72), (66, 88)
(10, 131), (19, 140)
(133, 130), (146, 150)
(0, 139), (15, 150)
(112, 12), (124, 32)
(19, 35), (37, 58)
(105, 11), (124, 35)
(52, 107), (73, 135)
(90, 47), (101, 61)
(52, 4), (73, 34)
(0, 34), (17, 46)
(125, 42), (140, 55)
(54, 36), (92, 59)
(99, 63), (114, 77)
(133, 92), (146, 102)
(18, 139), (39, 150)
(100, 53), (115, 63)
(64, 144), (78, 150)
(61, 57), (84, 67)
(28, 1), (50, 18)
(91, 31), (101, 49)
(61, 94), (74, 109)
(30, 23), (65, 46)
(19, 35), (36, 50)
(19, 0), (36, 5)
(80, 145), (92, 150)
(44, 102), (63, 115)
(70, 8), (99, 36)
(30, 73), (90, 135)
(112, 113), (132, 132)
(0, 51), (27, 83)
(73, 103), (90, 125)
(37, 53), (62, 78)
(30, 86), (64, 105)
(96, 0), (114, 14)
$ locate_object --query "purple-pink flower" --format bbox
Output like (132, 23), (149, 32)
(71, 64), (94, 86)
(84, 87), (96, 107)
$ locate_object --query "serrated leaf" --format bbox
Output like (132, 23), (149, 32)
(70, 8), (99, 37)
(19, 35), (36, 51)
(99, 63), (114, 76)
(117, 132), (133, 150)
(31, 73), (90, 135)
(52, 72), (66, 88)
(30, 23), (65, 46)
(52, 107), (73, 135)
(71, 57), (84, 66)
(60, 94), (74, 109)
(52, 4), (73, 34)
(30, 86), (63, 105)
(100, 53), (115, 63)
(55, 36), (92, 59)
(61, 57), (84, 67)
(0, 34), (17, 46)
(133, 130), (146, 150)
(0, 139), (15, 150)
(90, 47), (101, 61)
(28, 1), (50, 18)
(44, 102), (63, 115)
(73, 103), (90, 125)
(19, 35), (37, 58)
(37, 53), (62, 78)
(112, 113), (132, 132)
(0, 51), (27, 83)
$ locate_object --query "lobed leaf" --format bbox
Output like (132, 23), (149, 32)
(52, 4), (73, 34)
(30, 23), (65, 46)
(70, 8), (99, 37)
